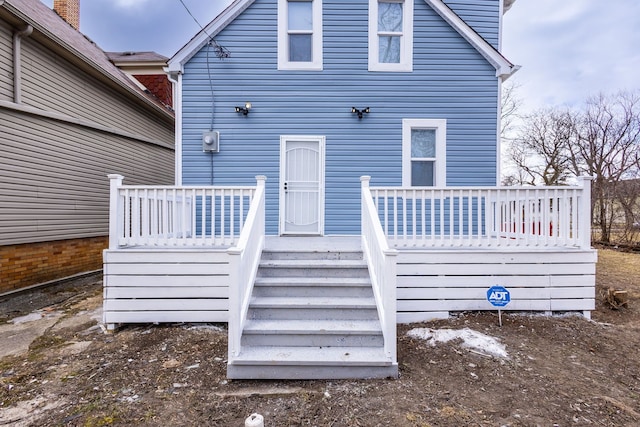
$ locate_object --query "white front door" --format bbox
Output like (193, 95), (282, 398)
(280, 136), (325, 235)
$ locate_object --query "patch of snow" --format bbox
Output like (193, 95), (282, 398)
(9, 308), (64, 325)
(184, 324), (224, 332)
(407, 327), (509, 359)
(9, 312), (44, 324)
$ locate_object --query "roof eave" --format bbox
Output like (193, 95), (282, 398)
(167, 0), (255, 74)
(424, 0), (519, 80)
(0, 1), (174, 122)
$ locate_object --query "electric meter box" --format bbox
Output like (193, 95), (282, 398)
(202, 131), (220, 152)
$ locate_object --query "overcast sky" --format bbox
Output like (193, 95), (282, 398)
(41, 0), (640, 113)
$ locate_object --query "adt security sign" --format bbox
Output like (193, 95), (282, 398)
(487, 286), (510, 307)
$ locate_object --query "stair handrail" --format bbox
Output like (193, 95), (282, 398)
(361, 176), (398, 363)
(227, 176), (267, 359)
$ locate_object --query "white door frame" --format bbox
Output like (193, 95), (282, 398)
(279, 135), (325, 235)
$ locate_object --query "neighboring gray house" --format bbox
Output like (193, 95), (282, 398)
(0, 0), (175, 293)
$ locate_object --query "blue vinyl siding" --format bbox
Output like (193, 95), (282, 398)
(442, 0), (501, 49)
(181, 0), (499, 235)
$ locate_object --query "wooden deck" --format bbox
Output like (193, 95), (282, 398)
(103, 176), (596, 328)
(103, 237), (596, 328)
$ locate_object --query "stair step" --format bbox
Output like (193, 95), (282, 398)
(249, 296), (376, 309)
(231, 346), (392, 367)
(228, 237), (399, 380)
(253, 278), (373, 298)
(243, 319), (382, 334)
(261, 250), (363, 261)
(257, 259), (369, 278)
(259, 260), (367, 268)
(227, 363), (399, 380)
(254, 277), (371, 287)
(242, 319), (383, 346)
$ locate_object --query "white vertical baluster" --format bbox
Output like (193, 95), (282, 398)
(384, 189), (389, 238)
(429, 190), (435, 247)
(402, 190), (407, 242)
(141, 188), (149, 245)
(393, 189), (398, 241)
(221, 189), (226, 245)
(412, 189), (417, 245)
(239, 189), (245, 237)
(439, 188), (445, 246)
(211, 188), (220, 245)
(421, 189), (426, 246)
(230, 189), (236, 244)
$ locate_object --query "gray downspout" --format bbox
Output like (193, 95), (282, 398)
(13, 24), (33, 104)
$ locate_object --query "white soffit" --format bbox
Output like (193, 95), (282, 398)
(424, 0), (519, 78)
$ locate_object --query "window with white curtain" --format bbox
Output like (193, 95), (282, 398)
(369, 0), (414, 71)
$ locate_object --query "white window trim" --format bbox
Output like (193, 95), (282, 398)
(402, 119), (447, 186)
(369, 0), (413, 72)
(277, 0), (323, 71)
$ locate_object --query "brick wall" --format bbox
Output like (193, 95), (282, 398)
(0, 236), (107, 294)
(133, 74), (173, 108)
(53, 0), (80, 30)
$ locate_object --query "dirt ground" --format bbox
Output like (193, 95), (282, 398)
(1, 248), (639, 427)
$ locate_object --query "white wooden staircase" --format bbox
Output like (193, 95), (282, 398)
(226, 237), (398, 379)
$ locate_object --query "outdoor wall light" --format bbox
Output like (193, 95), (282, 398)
(352, 107), (370, 119)
(235, 102), (252, 115)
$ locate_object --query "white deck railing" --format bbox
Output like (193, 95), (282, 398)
(361, 176), (398, 363)
(227, 176), (266, 359)
(108, 175), (257, 249)
(370, 177), (593, 250)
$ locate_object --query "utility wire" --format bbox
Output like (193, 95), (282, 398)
(176, 0), (230, 59)
(177, 0), (208, 34)
(176, 0), (229, 131)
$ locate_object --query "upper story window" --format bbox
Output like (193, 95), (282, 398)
(278, 0), (323, 70)
(369, 0), (413, 72)
(402, 119), (446, 186)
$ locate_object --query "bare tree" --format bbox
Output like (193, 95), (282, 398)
(615, 178), (640, 243)
(506, 108), (575, 186)
(500, 81), (524, 185)
(569, 91), (640, 242)
(501, 80), (522, 140)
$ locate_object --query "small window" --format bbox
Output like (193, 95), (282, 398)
(403, 119), (446, 186)
(278, 0), (323, 70)
(369, 0), (413, 72)
(378, 2), (403, 63)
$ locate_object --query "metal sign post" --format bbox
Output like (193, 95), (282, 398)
(487, 285), (511, 326)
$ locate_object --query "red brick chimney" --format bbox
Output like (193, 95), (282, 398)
(53, 0), (80, 31)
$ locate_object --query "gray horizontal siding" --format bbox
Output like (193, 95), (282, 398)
(443, 0), (500, 48)
(181, 0), (499, 235)
(19, 37), (174, 145)
(0, 20), (13, 102)
(0, 108), (175, 246)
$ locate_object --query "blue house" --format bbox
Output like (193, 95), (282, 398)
(168, 0), (518, 235)
(103, 0), (596, 379)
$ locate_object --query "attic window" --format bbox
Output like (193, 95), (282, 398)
(278, 0), (323, 70)
(369, 0), (413, 72)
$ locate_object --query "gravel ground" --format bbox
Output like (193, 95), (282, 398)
(0, 249), (639, 427)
